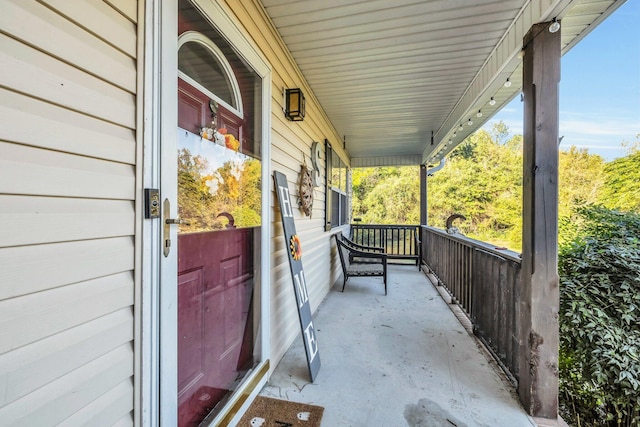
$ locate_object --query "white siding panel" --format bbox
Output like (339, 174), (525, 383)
(0, 89), (135, 164)
(104, 0), (138, 24)
(112, 412), (135, 427)
(0, 0), (137, 423)
(0, 272), (133, 354)
(0, 143), (135, 200)
(39, 0), (137, 59)
(0, 344), (133, 426)
(0, 34), (135, 128)
(0, 237), (134, 300)
(56, 379), (134, 427)
(1, 0), (136, 92)
(0, 308), (132, 406)
(0, 196), (134, 248)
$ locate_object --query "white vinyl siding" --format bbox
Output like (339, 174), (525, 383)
(0, 0), (138, 425)
(223, 0), (349, 368)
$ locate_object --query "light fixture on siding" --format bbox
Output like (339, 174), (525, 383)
(489, 97), (496, 106)
(549, 18), (560, 33)
(504, 78), (512, 88)
(458, 124), (464, 131)
(467, 118), (473, 126)
(476, 110), (483, 118)
(283, 88), (305, 121)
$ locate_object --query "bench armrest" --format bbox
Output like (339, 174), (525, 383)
(342, 236), (384, 253)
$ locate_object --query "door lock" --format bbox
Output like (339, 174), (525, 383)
(144, 188), (160, 218)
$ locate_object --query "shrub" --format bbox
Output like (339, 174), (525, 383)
(559, 206), (640, 426)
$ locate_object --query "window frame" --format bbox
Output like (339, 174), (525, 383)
(325, 140), (349, 231)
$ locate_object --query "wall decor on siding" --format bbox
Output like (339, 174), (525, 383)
(310, 141), (322, 187)
(273, 171), (321, 382)
(298, 164), (314, 217)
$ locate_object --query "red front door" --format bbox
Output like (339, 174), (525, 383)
(175, 5), (262, 424)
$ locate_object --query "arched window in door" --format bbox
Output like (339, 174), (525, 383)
(178, 31), (243, 119)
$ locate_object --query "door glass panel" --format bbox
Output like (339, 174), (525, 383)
(179, 41), (235, 108)
(177, 1), (262, 425)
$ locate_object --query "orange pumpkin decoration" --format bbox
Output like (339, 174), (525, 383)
(224, 134), (240, 151)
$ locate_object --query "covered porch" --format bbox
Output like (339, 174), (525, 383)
(262, 263), (535, 426)
(251, 0), (628, 422)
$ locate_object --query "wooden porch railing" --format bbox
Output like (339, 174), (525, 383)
(421, 226), (522, 384)
(350, 224), (420, 264)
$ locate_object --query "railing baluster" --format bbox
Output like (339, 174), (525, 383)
(421, 226), (521, 384)
(349, 224), (423, 263)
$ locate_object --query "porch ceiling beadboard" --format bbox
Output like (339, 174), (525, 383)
(261, 0), (625, 166)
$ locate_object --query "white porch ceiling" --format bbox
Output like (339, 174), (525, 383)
(261, 0), (625, 166)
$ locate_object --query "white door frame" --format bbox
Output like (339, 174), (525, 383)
(141, 0), (272, 425)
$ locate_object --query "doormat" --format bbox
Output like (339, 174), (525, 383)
(237, 396), (324, 427)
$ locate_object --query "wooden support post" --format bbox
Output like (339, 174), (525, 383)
(519, 21), (561, 419)
(420, 164), (427, 226)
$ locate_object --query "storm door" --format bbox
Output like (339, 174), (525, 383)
(175, 2), (263, 424)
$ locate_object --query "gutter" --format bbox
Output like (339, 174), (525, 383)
(427, 158), (446, 176)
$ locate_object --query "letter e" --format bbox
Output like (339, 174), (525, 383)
(304, 321), (319, 362)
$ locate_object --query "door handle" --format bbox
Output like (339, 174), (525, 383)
(163, 199), (189, 257)
(165, 218), (189, 225)
(163, 198), (191, 257)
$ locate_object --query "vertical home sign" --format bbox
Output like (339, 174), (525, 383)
(273, 171), (321, 382)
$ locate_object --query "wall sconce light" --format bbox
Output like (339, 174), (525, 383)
(476, 110), (483, 118)
(467, 118), (473, 126)
(284, 88), (305, 121)
(549, 18), (560, 33)
(458, 124), (464, 132)
(489, 97), (496, 106)
(504, 78), (512, 88)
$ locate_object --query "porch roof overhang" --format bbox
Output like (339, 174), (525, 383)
(261, 0), (625, 167)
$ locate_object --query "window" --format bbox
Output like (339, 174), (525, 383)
(178, 31), (243, 119)
(325, 140), (349, 231)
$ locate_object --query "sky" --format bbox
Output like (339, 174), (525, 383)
(484, 0), (640, 161)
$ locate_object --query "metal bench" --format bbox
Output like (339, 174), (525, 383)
(334, 233), (387, 295)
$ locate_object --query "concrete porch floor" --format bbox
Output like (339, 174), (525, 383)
(259, 264), (536, 427)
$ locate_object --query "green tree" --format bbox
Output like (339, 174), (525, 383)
(352, 167), (406, 221)
(600, 150), (640, 213)
(559, 206), (640, 426)
(559, 146), (605, 217)
(351, 122), (637, 253)
(428, 126), (523, 249)
(359, 166), (420, 224)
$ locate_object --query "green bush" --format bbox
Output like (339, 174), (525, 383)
(559, 206), (640, 426)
